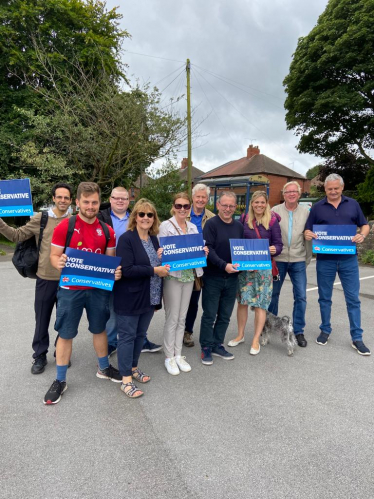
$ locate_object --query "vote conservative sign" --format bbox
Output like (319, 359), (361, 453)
(0, 178), (33, 217)
(230, 239), (271, 271)
(160, 233), (206, 271)
(60, 248), (121, 291)
(312, 225), (357, 255)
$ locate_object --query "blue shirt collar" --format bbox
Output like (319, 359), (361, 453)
(110, 209), (130, 221)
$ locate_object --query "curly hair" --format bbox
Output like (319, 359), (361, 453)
(127, 198), (160, 236)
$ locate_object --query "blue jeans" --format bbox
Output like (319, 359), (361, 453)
(116, 309), (155, 377)
(200, 274), (238, 349)
(316, 256), (362, 341)
(268, 261), (307, 335)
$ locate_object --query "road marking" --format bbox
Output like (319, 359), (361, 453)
(307, 275), (374, 292)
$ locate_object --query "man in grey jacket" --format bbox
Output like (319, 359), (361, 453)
(268, 181), (312, 347)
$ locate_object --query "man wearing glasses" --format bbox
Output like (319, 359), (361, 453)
(268, 181), (312, 347)
(200, 191), (243, 365)
(98, 188), (162, 356)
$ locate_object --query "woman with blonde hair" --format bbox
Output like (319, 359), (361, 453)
(159, 192), (208, 375)
(114, 199), (170, 398)
(227, 191), (283, 354)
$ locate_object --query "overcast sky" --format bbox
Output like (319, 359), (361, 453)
(106, 0), (329, 176)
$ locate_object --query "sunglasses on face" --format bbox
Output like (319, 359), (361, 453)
(174, 203), (191, 210)
(138, 212), (154, 218)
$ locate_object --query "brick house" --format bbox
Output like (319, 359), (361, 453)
(195, 145), (311, 208)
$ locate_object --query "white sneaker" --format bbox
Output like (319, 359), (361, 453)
(175, 355), (192, 373)
(165, 357), (180, 376)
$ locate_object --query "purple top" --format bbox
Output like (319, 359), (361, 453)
(242, 213), (283, 256)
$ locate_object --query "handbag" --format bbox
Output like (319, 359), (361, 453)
(167, 218), (203, 290)
(252, 219), (280, 281)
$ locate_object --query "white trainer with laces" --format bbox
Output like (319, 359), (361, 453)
(165, 357), (180, 375)
(175, 355), (192, 372)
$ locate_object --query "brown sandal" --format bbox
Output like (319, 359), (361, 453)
(132, 368), (151, 383)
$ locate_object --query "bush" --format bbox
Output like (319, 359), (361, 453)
(360, 250), (374, 266)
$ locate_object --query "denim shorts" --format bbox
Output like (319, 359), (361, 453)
(55, 288), (110, 339)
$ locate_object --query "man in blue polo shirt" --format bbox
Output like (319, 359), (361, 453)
(98, 187), (162, 356)
(305, 174), (370, 355)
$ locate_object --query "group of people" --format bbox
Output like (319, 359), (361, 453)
(0, 173), (370, 405)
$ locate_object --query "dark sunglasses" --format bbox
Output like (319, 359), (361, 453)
(138, 212), (154, 218)
(174, 203), (191, 210)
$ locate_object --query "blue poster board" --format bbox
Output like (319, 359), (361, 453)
(230, 239), (271, 270)
(60, 248), (121, 291)
(312, 225), (357, 255)
(0, 178), (33, 217)
(160, 233), (206, 271)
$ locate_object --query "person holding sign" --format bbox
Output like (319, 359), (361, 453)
(304, 174), (370, 355)
(200, 191), (244, 366)
(0, 182), (73, 374)
(228, 191), (282, 355)
(43, 182), (122, 405)
(114, 199), (169, 398)
(159, 193), (209, 375)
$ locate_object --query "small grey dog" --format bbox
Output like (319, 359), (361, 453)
(260, 310), (297, 356)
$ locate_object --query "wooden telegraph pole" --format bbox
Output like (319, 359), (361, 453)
(186, 59), (192, 197)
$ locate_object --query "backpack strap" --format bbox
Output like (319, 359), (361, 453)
(63, 215), (111, 253)
(98, 220), (110, 252)
(64, 215), (77, 253)
(37, 211), (49, 252)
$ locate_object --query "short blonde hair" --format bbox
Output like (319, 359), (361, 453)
(128, 198), (160, 236)
(247, 191), (271, 230)
(282, 181), (301, 194)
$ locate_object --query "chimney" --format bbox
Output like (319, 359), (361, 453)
(181, 158), (193, 170)
(181, 158), (188, 170)
(247, 144), (260, 159)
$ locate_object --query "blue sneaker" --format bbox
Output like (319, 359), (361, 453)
(316, 332), (329, 345)
(352, 341), (371, 356)
(212, 344), (235, 360)
(201, 347), (213, 365)
(141, 339), (162, 353)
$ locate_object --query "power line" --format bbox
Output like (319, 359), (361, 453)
(192, 66), (286, 154)
(192, 69), (242, 151)
(193, 63), (284, 106)
(160, 67), (186, 93)
(154, 64), (185, 86)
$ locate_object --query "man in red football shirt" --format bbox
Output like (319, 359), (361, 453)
(43, 182), (122, 405)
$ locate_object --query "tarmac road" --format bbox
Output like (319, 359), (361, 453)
(1, 258), (374, 499)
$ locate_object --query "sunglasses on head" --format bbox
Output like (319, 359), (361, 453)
(174, 203), (191, 210)
(138, 212), (154, 218)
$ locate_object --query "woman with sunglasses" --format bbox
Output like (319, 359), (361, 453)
(227, 191), (283, 355)
(114, 199), (170, 398)
(159, 193), (209, 375)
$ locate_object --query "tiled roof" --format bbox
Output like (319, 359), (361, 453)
(199, 154), (306, 180)
(133, 173), (152, 188)
(179, 166), (204, 181)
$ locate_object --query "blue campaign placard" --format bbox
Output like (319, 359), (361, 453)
(60, 248), (121, 291)
(160, 233), (207, 271)
(0, 178), (33, 217)
(230, 239), (271, 271)
(312, 225), (357, 255)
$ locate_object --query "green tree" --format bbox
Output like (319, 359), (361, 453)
(284, 0), (374, 166)
(0, 0), (127, 177)
(357, 166), (374, 211)
(139, 161), (185, 222)
(306, 165), (320, 180)
(317, 150), (370, 191)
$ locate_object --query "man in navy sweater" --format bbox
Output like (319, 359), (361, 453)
(200, 191), (244, 365)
